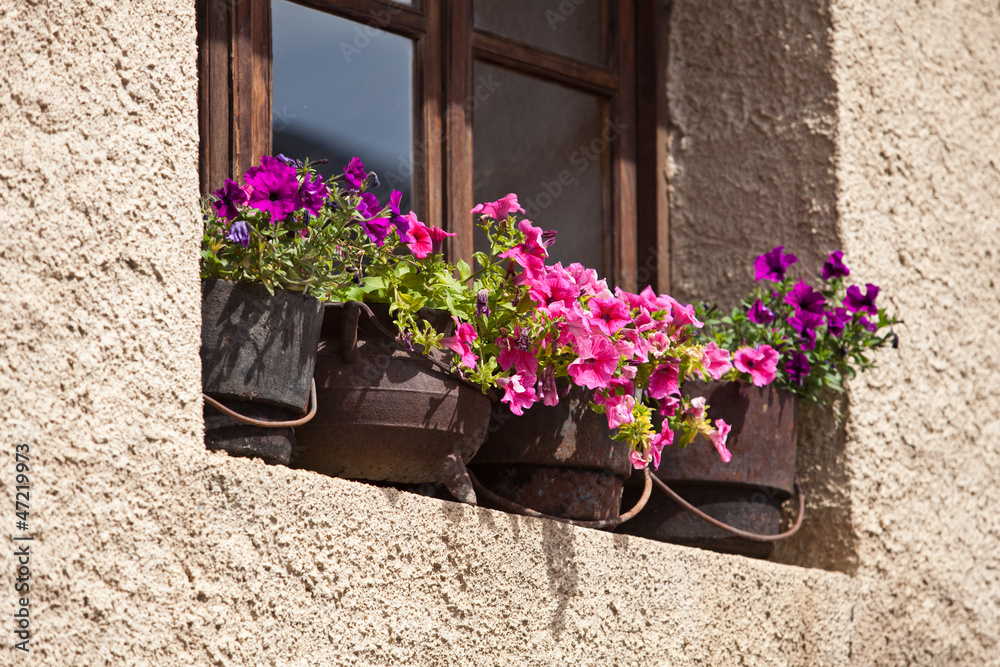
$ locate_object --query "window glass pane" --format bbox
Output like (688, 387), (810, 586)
(473, 0), (608, 66)
(473, 62), (608, 273)
(272, 0), (415, 212)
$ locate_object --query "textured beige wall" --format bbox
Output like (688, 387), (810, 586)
(1, 0), (998, 665)
(669, 0), (1000, 664)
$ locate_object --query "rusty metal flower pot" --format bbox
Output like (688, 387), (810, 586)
(618, 381), (798, 558)
(470, 386), (632, 522)
(201, 279), (324, 464)
(293, 302), (491, 504)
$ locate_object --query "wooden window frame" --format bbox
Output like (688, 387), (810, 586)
(198, 0), (664, 291)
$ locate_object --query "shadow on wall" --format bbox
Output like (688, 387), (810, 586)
(664, 0), (857, 572)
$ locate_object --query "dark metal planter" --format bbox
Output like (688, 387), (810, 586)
(200, 279), (324, 464)
(293, 302), (491, 504)
(470, 387), (632, 522)
(618, 381), (798, 558)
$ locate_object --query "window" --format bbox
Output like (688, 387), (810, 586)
(198, 0), (665, 291)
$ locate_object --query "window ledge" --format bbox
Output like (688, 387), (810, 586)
(189, 450), (858, 664)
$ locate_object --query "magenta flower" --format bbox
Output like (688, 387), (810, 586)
(602, 392), (636, 430)
(212, 178), (248, 221)
(225, 220), (250, 248)
(500, 219), (550, 271)
(845, 283), (879, 315)
(294, 172), (329, 216)
(343, 157), (367, 191)
(754, 245), (798, 282)
(747, 299), (775, 325)
(385, 190), (412, 242)
(567, 335), (619, 390)
(701, 342), (733, 380)
(498, 331), (538, 380)
(426, 224), (456, 254)
(660, 295), (703, 328)
(630, 449), (650, 469)
(859, 315), (878, 333)
(648, 360), (680, 399)
(825, 307), (850, 337)
(788, 310), (820, 350)
(245, 158), (300, 222)
(587, 297), (631, 336)
(659, 394), (680, 417)
(441, 318), (478, 370)
(355, 193), (391, 246)
(497, 373), (537, 416)
(708, 419), (733, 463)
(470, 193), (525, 220)
(785, 352), (811, 384)
(404, 214), (433, 258)
(733, 345), (779, 387)
(649, 426), (674, 469)
(822, 250), (850, 280)
(786, 281), (826, 315)
(536, 366), (559, 407)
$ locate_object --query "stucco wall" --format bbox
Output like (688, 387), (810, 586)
(669, 0), (1000, 663)
(1, 0), (998, 665)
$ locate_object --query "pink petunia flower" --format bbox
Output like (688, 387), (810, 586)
(630, 449), (650, 470)
(603, 393), (636, 430)
(440, 317), (478, 370)
(701, 342), (733, 380)
(686, 396), (707, 421)
(587, 297), (631, 336)
(567, 335), (619, 390)
(496, 373), (537, 416)
(708, 419), (732, 463)
(649, 427), (674, 469)
(733, 344), (779, 387)
(648, 360), (680, 400)
(470, 193), (525, 220)
(497, 329), (539, 380)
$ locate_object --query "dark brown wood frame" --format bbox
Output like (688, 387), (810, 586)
(198, 0), (662, 290)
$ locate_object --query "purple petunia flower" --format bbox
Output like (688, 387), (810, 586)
(245, 158), (300, 222)
(386, 190), (412, 241)
(356, 192), (383, 219)
(212, 178), (248, 221)
(786, 352), (811, 385)
(476, 289), (491, 317)
(785, 280), (826, 315)
(294, 172), (329, 216)
(845, 283), (880, 315)
(754, 245), (798, 282)
(748, 299), (775, 325)
(789, 310), (823, 350)
(225, 220), (250, 248)
(822, 250), (850, 280)
(859, 315), (878, 333)
(825, 307), (850, 337)
(343, 157), (367, 191)
(355, 192), (391, 245)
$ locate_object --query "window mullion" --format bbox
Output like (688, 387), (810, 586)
(444, 0), (475, 265)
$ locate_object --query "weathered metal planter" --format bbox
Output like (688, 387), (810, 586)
(200, 279), (324, 465)
(618, 381), (800, 558)
(293, 302), (491, 504)
(470, 386), (633, 522)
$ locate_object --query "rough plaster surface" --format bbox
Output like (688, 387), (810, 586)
(0, 0), (998, 665)
(669, 0), (1000, 664)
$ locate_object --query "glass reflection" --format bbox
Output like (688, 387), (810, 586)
(473, 62), (608, 273)
(272, 0), (414, 212)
